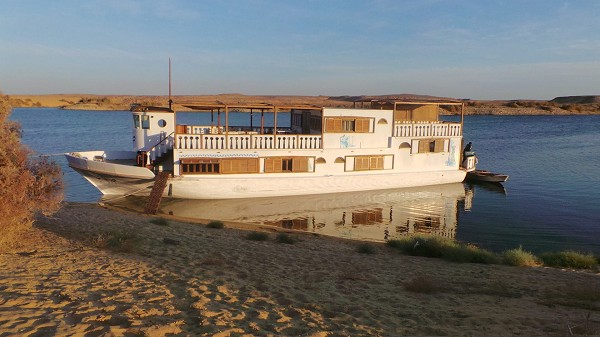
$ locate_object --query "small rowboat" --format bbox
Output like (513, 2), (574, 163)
(466, 169), (509, 183)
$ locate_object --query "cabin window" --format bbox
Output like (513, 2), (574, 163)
(221, 158), (259, 174)
(181, 157), (259, 175)
(325, 117), (371, 133)
(418, 139), (446, 153)
(141, 115), (150, 129)
(158, 119), (167, 128)
(264, 157), (310, 173)
(133, 115), (141, 129)
(354, 156), (384, 171)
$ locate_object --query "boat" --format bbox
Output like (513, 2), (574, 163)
(65, 99), (477, 200)
(466, 169), (509, 183)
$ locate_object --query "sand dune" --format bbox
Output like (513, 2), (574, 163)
(1, 203), (599, 336)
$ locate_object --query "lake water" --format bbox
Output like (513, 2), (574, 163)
(10, 108), (600, 254)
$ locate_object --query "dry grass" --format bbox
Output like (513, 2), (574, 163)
(404, 275), (440, 294)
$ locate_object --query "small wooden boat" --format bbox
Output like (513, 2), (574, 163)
(466, 169), (509, 183)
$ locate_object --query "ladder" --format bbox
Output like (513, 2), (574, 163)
(144, 171), (170, 214)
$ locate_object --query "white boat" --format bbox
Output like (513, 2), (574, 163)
(65, 100), (476, 200)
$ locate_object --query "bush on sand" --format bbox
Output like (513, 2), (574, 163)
(0, 94), (63, 250)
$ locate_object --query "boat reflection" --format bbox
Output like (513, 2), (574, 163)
(104, 183), (474, 242)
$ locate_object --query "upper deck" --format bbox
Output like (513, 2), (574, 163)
(170, 100), (464, 151)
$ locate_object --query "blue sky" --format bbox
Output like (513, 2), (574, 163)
(1, 0), (599, 99)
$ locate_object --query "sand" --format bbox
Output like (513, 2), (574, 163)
(1, 203), (599, 336)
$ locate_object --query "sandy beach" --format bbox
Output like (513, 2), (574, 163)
(1, 203), (599, 336)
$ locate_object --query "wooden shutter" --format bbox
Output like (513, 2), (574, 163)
(355, 118), (370, 133)
(370, 156), (384, 170)
(325, 118), (342, 132)
(292, 157), (309, 172)
(434, 139), (445, 153)
(264, 158), (283, 173)
(418, 140), (431, 153)
(354, 156), (369, 170)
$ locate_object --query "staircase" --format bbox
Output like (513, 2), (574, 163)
(144, 171), (170, 215)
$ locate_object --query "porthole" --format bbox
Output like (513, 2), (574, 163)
(158, 119), (167, 128)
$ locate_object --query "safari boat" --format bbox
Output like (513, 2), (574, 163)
(65, 100), (477, 201)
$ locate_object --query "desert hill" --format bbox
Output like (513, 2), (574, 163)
(7, 94), (600, 115)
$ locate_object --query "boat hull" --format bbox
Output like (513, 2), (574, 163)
(65, 151), (156, 196)
(66, 151), (466, 199)
(167, 170), (467, 199)
(466, 170), (509, 183)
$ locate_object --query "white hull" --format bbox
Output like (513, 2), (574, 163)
(67, 151), (465, 199)
(66, 151), (156, 196)
(167, 170), (466, 199)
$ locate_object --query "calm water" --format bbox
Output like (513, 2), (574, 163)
(11, 108), (600, 254)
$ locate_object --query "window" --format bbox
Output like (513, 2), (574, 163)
(354, 156), (384, 171)
(141, 115), (150, 129)
(325, 117), (370, 133)
(418, 139), (446, 153)
(181, 157), (259, 175)
(158, 119), (167, 127)
(133, 115), (140, 129)
(264, 157), (310, 173)
(342, 119), (355, 131)
(221, 158), (259, 174)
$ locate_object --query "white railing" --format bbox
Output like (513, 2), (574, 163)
(175, 134), (322, 150)
(394, 122), (462, 137)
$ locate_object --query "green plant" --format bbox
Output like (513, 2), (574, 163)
(386, 236), (498, 264)
(356, 243), (376, 254)
(502, 246), (539, 267)
(275, 233), (296, 244)
(245, 231), (269, 241)
(540, 251), (598, 269)
(150, 218), (169, 226)
(206, 220), (224, 229)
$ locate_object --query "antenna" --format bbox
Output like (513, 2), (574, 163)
(168, 58), (173, 110)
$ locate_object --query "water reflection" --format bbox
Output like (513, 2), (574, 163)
(107, 183), (477, 242)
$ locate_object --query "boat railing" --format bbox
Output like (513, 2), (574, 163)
(175, 133), (322, 150)
(147, 132), (174, 162)
(393, 121), (462, 138)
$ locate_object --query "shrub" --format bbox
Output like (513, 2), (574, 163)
(502, 246), (540, 267)
(0, 94), (63, 250)
(356, 243), (376, 254)
(404, 275), (439, 294)
(386, 236), (497, 264)
(540, 251), (598, 269)
(94, 231), (138, 252)
(206, 220), (224, 229)
(275, 233), (296, 244)
(443, 243), (499, 264)
(245, 231), (269, 241)
(150, 218), (169, 226)
(386, 239), (404, 249)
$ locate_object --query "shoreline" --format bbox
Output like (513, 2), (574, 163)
(8, 93), (600, 115)
(1, 202), (599, 336)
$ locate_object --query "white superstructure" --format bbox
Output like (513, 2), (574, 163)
(66, 100), (476, 199)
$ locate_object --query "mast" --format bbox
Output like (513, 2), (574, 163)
(168, 58), (173, 110)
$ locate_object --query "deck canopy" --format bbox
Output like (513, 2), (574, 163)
(169, 101), (324, 136)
